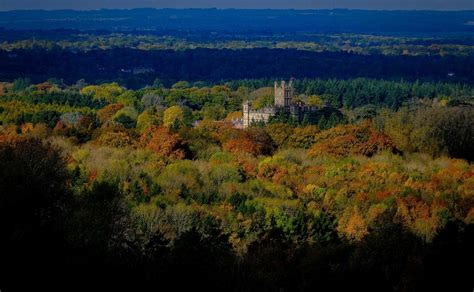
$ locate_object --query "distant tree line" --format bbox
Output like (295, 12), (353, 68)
(1, 48), (473, 88)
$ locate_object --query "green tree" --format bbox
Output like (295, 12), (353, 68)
(12, 78), (31, 92)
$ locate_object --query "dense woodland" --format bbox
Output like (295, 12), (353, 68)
(1, 78), (473, 290)
(1, 48), (473, 88)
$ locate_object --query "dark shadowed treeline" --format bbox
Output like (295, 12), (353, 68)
(1, 49), (473, 87)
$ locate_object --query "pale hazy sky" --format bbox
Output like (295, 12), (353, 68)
(0, 0), (473, 11)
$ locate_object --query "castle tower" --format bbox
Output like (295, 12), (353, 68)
(274, 79), (294, 107)
(242, 100), (251, 128)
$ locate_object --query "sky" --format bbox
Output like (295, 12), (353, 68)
(0, 0), (473, 11)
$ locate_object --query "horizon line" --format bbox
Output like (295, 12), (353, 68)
(1, 7), (473, 12)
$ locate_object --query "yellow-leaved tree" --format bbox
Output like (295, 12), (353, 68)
(80, 83), (125, 103)
(163, 105), (184, 128)
(306, 95), (324, 108)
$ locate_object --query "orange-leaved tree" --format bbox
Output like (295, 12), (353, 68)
(223, 128), (274, 157)
(140, 126), (186, 160)
(309, 122), (397, 157)
(96, 103), (124, 124)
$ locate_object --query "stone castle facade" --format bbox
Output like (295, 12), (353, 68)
(242, 79), (318, 128)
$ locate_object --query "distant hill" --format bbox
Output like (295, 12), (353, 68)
(0, 9), (473, 36)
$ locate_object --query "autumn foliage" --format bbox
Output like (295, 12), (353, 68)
(223, 128), (274, 156)
(309, 122), (397, 157)
(140, 126), (185, 160)
(96, 103), (124, 123)
(2, 79), (473, 290)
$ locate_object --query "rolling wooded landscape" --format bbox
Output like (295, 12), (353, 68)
(0, 7), (473, 291)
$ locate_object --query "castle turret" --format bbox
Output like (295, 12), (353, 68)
(242, 100), (251, 128)
(274, 80), (294, 107)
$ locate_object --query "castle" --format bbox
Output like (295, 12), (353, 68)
(242, 79), (317, 128)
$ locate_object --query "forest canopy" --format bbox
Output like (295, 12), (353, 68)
(1, 77), (473, 289)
